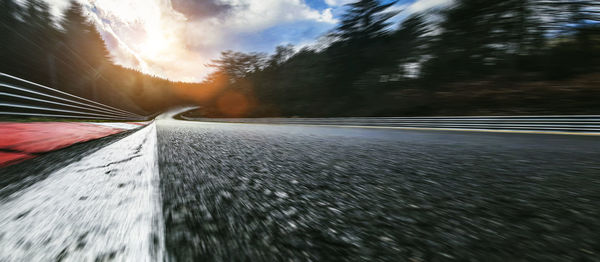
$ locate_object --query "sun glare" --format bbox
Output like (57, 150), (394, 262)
(139, 33), (169, 58)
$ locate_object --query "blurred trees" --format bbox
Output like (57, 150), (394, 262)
(201, 0), (600, 117)
(335, 0), (398, 41)
(0, 0), (181, 115)
(209, 51), (268, 82)
(534, 0), (600, 77)
(2, 0), (599, 118)
(268, 44), (295, 67)
(424, 0), (543, 81)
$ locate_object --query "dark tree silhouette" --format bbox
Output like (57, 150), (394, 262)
(0, 0), (189, 116)
(191, 0), (600, 118)
(3, 0), (600, 118)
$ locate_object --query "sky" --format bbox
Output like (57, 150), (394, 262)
(46, 0), (451, 82)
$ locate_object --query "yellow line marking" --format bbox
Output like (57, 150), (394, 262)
(195, 121), (600, 136)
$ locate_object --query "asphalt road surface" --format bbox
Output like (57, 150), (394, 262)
(2, 111), (600, 261)
(156, 116), (600, 261)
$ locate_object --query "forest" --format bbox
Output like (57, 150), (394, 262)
(0, 0), (183, 116)
(2, 0), (600, 118)
(192, 0), (600, 117)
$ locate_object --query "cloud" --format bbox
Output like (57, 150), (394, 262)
(170, 0), (232, 19)
(405, 0), (452, 14)
(79, 0), (337, 81)
(324, 0), (353, 7)
(44, 0), (450, 82)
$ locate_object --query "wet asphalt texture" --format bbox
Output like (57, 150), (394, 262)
(156, 120), (600, 261)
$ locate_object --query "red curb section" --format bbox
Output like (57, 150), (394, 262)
(0, 122), (144, 167)
(0, 152), (34, 165)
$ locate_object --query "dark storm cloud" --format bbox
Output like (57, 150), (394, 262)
(170, 0), (232, 19)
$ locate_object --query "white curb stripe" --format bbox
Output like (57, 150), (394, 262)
(87, 122), (145, 130)
(0, 123), (163, 262)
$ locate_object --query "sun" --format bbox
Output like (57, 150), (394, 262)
(139, 32), (169, 58)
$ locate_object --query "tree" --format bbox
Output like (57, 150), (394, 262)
(0, 0), (23, 74)
(210, 51), (268, 81)
(390, 13), (431, 69)
(268, 44), (295, 67)
(533, 0), (600, 77)
(335, 0), (399, 41)
(422, 0), (545, 81)
(0, 0), (185, 115)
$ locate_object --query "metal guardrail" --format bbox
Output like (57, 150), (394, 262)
(182, 116), (600, 133)
(0, 72), (147, 121)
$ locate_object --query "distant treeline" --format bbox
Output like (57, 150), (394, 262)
(2, 0), (599, 118)
(0, 0), (185, 115)
(196, 0), (600, 117)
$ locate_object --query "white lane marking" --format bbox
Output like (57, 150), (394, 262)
(86, 122), (144, 130)
(0, 123), (163, 262)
